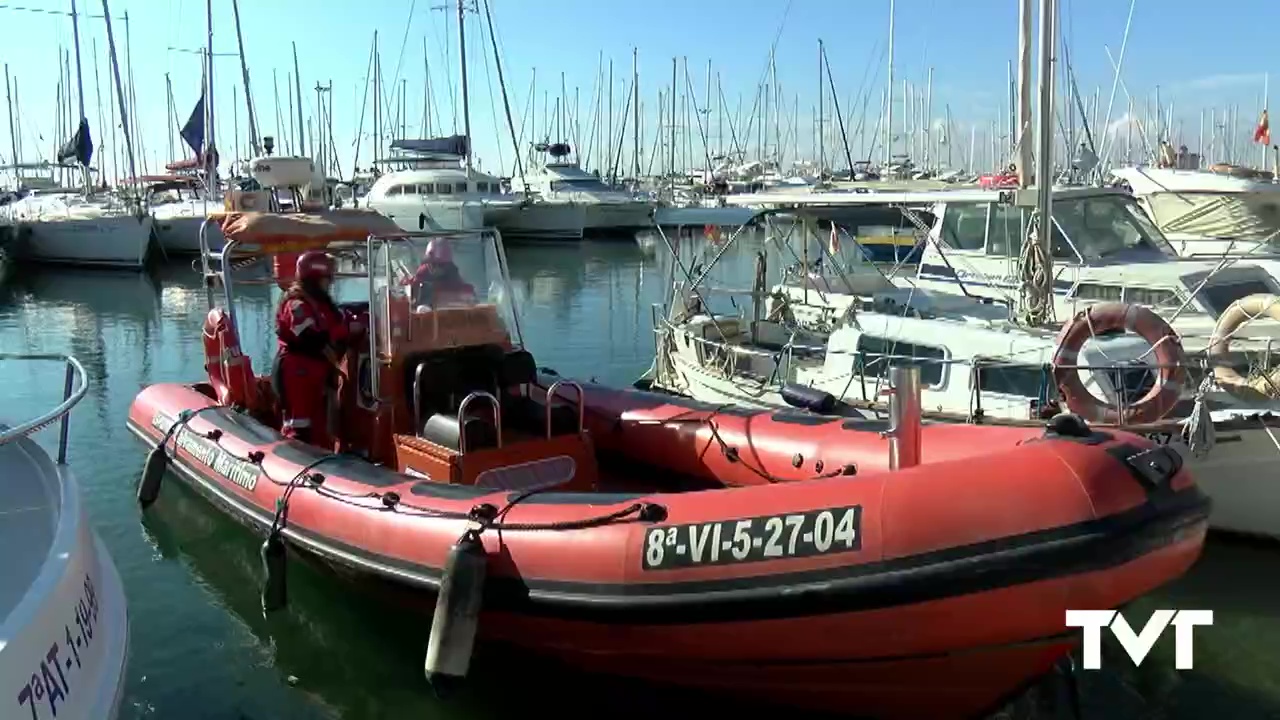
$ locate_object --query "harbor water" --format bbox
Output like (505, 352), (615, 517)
(3, 231), (1280, 719)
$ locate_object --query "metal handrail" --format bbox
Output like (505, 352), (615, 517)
(0, 353), (88, 464)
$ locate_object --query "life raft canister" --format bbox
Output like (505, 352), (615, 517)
(1209, 293), (1280, 401)
(1052, 302), (1186, 423)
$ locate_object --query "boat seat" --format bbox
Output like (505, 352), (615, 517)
(421, 412), (499, 453)
(499, 349), (537, 388)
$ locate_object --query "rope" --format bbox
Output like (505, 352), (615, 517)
(1182, 368), (1216, 459)
(1018, 210), (1053, 327)
(169, 412), (665, 535)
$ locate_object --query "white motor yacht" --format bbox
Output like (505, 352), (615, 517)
(0, 353), (129, 720)
(1110, 165), (1280, 258)
(503, 147), (653, 239)
(364, 163), (515, 233)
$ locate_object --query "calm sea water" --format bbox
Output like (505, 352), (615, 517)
(3, 231), (1280, 720)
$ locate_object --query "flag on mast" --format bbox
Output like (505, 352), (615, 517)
(1254, 109), (1271, 145)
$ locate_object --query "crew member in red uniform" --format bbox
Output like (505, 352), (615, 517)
(403, 239), (477, 308)
(274, 251), (348, 447)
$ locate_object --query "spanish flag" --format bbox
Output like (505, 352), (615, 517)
(1254, 109), (1271, 145)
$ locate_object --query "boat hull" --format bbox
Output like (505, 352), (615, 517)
(496, 202), (588, 240)
(21, 214), (153, 270)
(0, 436), (130, 720)
(153, 212), (225, 254)
(127, 380), (1208, 719)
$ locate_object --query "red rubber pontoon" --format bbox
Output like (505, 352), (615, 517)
(128, 209), (1209, 719)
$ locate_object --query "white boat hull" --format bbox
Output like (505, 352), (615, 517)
(153, 213), (224, 254)
(582, 201), (653, 231)
(22, 215), (153, 270)
(0, 437), (129, 720)
(660, 353), (1280, 541)
(496, 202), (588, 240)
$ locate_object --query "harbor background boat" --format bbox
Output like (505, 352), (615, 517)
(1, 232), (1279, 719)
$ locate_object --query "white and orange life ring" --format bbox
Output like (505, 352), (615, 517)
(1052, 302), (1186, 423)
(1208, 293), (1280, 401)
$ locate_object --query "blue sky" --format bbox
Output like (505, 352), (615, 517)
(2, 0), (1277, 180)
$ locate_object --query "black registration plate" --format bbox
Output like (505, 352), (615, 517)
(641, 506), (863, 571)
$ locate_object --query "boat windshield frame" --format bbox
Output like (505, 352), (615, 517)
(1051, 193), (1178, 260)
(199, 218), (525, 403)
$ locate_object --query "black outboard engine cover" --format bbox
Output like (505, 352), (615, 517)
(780, 383), (837, 415)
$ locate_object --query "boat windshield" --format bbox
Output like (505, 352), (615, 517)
(368, 231), (524, 354)
(1053, 194), (1175, 259)
(549, 177), (613, 192)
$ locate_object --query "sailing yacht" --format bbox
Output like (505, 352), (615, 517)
(3, 158), (154, 270)
(729, 187), (1280, 354)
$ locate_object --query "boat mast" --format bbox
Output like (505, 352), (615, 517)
(100, 0), (137, 203)
(292, 42), (304, 157)
(633, 48), (640, 180)
(231, 0), (260, 155)
(456, 0), (473, 172)
(817, 39), (824, 175)
(1030, 0), (1056, 321)
(4, 65), (16, 167)
(670, 57), (676, 197)
(884, 0), (894, 168)
(205, 0), (215, 177)
(1016, 0), (1033, 185)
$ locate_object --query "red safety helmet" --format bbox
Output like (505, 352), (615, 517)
(296, 250), (336, 282)
(423, 239), (453, 264)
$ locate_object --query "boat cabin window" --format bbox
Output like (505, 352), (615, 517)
(476, 182), (489, 193)
(975, 362), (1047, 398)
(1052, 194), (1174, 259)
(1198, 278), (1275, 316)
(438, 184), (454, 195)
(454, 182), (467, 193)
(987, 204), (1076, 260)
(939, 203), (987, 250)
(854, 335), (946, 386)
(419, 183), (435, 194)
(550, 177), (612, 192)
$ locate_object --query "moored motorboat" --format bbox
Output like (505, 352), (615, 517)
(1, 354), (130, 720)
(127, 209), (1209, 719)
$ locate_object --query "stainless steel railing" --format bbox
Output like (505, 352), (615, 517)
(0, 353), (88, 464)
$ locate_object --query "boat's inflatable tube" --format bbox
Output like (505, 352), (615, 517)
(1052, 303), (1186, 423)
(1208, 293), (1280, 401)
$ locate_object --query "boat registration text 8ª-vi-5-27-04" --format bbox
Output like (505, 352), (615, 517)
(642, 506), (863, 570)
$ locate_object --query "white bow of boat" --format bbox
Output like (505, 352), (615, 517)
(0, 353), (128, 720)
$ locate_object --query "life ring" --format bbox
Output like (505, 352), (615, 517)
(1051, 302), (1186, 423)
(1208, 293), (1280, 401)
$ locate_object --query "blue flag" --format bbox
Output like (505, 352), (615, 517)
(180, 91), (205, 157)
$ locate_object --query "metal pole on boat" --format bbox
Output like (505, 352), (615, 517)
(884, 0), (894, 169)
(456, 0), (473, 172)
(231, 0), (260, 156)
(886, 364), (922, 470)
(1034, 0), (1056, 275)
(293, 42), (305, 158)
(100, 0), (137, 199)
(1016, 0), (1032, 186)
(4, 65), (16, 167)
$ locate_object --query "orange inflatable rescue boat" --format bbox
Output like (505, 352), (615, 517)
(128, 210), (1210, 719)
